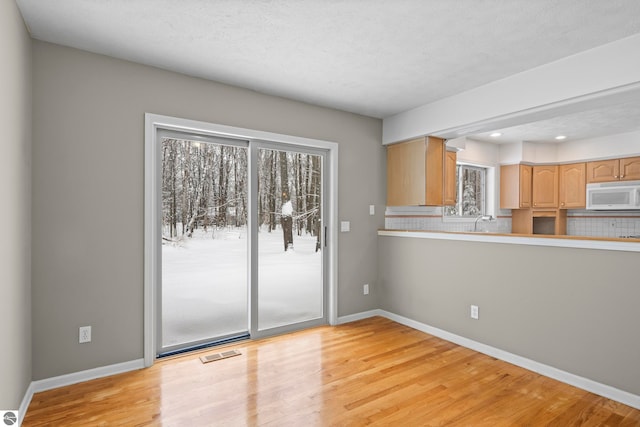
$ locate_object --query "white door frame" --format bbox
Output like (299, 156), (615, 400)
(144, 113), (339, 367)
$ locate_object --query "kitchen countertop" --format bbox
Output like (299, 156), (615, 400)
(378, 229), (640, 252)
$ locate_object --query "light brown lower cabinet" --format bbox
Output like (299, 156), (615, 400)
(512, 209), (567, 235)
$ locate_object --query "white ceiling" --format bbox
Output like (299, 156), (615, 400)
(469, 99), (640, 144)
(15, 0), (640, 140)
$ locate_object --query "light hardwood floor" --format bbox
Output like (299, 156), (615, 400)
(24, 317), (640, 426)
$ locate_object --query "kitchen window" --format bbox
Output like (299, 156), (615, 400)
(444, 163), (487, 218)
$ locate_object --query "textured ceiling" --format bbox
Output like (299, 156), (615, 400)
(469, 99), (640, 144)
(16, 0), (640, 121)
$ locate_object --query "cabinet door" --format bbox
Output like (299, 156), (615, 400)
(386, 138), (426, 206)
(586, 159), (619, 183)
(424, 136), (445, 206)
(511, 209), (532, 234)
(519, 165), (532, 208)
(500, 164), (531, 209)
(500, 164), (519, 209)
(620, 156), (640, 181)
(532, 165), (558, 208)
(443, 150), (457, 206)
(559, 163), (586, 209)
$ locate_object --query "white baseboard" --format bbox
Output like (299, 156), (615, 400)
(18, 382), (35, 426)
(337, 309), (383, 324)
(19, 358), (145, 425)
(340, 309), (640, 410)
(32, 358), (145, 393)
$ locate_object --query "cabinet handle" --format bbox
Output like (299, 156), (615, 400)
(614, 175), (619, 178)
(621, 175), (625, 179)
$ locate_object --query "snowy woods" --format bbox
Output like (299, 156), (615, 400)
(444, 164), (485, 217)
(161, 138), (324, 344)
(161, 138), (322, 242)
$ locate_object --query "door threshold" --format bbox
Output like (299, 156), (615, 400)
(157, 332), (250, 359)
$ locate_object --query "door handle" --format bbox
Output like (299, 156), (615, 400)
(324, 226), (327, 248)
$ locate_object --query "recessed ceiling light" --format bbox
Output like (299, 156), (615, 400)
(555, 135), (567, 140)
(490, 132), (502, 137)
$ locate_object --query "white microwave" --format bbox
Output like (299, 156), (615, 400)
(586, 180), (640, 210)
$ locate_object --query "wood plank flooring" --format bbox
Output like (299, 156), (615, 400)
(24, 317), (640, 426)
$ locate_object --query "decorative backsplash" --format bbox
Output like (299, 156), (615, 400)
(566, 212), (640, 238)
(385, 207), (640, 238)
(384, 207), (512, 233)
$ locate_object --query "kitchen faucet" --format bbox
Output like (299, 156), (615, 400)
(474, 215), (494, 232)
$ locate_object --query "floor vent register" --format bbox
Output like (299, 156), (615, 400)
(199, 349), (241, 364)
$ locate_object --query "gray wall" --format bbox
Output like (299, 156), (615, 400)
(378, 235), (640, 396)
(0, 0), (32, 409)
(32, 41), (384, 380)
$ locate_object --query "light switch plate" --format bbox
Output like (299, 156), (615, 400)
(340, 221), (350, 232)
(470, 305), (479, 320)
(369, 205), (375, 215)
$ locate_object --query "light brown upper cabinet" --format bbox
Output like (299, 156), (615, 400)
(586, 156), (640, 183)
(621, 157), (640, 180)
(444, 150), (457, 206)
(558, 163), (586, 209)
(532, 165), (558, 208)
(387, 136), (451, 206)
(587, 159), (619, 183)
(500, 164), (532, 209)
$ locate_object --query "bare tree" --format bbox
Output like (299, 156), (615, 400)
(279, 151), (293, 250)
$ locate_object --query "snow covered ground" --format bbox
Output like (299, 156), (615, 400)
(161, 226), (322, 348)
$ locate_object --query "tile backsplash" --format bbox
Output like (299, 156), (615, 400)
(567, 212), (640, 238)
(385, 207), (640, 237)
(384, 206), (512, 233)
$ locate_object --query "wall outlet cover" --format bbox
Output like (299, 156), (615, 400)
(79, 326), (92, 343)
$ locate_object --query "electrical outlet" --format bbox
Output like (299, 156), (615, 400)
(79, 326), (91, 343)
(470, 305), (479, 320)
(363, 284), (369, 295)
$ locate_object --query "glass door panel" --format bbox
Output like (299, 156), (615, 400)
(160, 137), (248, 353)
(256, 148), (324, 331)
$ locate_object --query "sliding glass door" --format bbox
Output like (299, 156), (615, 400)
(156, 131), (327, 356)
